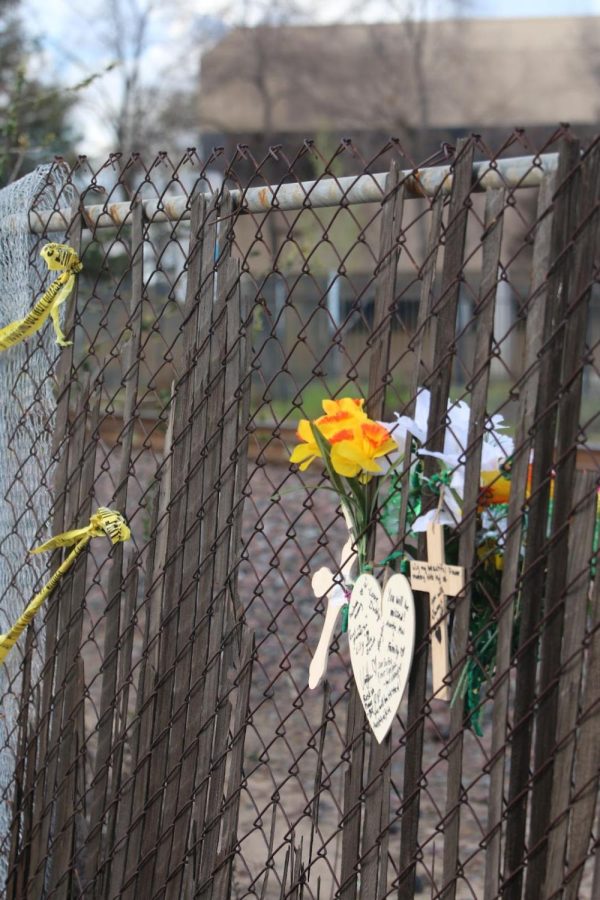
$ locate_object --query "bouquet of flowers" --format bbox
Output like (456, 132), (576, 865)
(291, 391), (517, 734)
(384, 390), (515, 734)
(290, 397), (400, 574)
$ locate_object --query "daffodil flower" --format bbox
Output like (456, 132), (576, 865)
(289, 398), (367, 471)
(289, 398), (400, 571)
(328, 420), (398, 480)
(290, 398), (398, 481)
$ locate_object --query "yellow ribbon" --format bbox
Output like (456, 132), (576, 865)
(0, 508), (130, 664)
(0, 243), (83, 351)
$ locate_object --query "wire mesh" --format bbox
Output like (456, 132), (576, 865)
(0, 129), (599, 899)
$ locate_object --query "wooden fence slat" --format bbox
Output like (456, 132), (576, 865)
(592, 845), (600, 900)
(133, 196), (218, 892)
(395, 193), (444, 615)
(205, 279), (255, 899)
(503, 135), (582, 899)
(102, 560), (138, 898)
(421, 136), (475, 451)
(104, 557), (142, 899)
(195, 262), (252, 895)
(85, 200), (145, 896)
(340, 159), (403, 900)
(375, 734), (392, 900)
(133, 371), (193, 884)
(562, 568), (600, 900)
(359, 732), (392, 899)
(49, 379), (102, 898)
(543, 472), (598, 897)
(367, 160), (403, 416)
(53, 381), (101, 895)
(195, 682), (234, 894)
(410, 193), (444, 387)
(156, 213), (238, 895)
(211, 630), (255, 900)
(29, 372), (90, 898)
(228, 279), (255, 628)
(27, 204), (83, 895)
(339, 684), (366, 900)
(397, 136), (475, 900)
(182, 257), (236, 884)
(160, 195), (215, 742)
(211, 256), (250, 669)
(110, 201), (145, 513)
(525, 139), (600, 899)
(482, 172), (556, 900)
(194, 250), (251, 897)
(6, 629), (34, 899)
(120, 398), (175, 891)
(360, 160), (403, 899)
(442, 186), (505, 900)
(151, 195), (223, 889)
(308, 681), (331, 865)
(15, 636), (39, 900)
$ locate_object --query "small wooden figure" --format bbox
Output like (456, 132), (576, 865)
(308, 532), (356, 689)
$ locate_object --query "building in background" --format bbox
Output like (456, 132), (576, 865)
(198, 15), (600, 405)
(199, 16), (600, 160)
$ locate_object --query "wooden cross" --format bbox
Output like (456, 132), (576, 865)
(409, 522), (465, 701)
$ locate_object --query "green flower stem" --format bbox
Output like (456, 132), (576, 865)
(341, 603), (349, 633)
(450, 627), (496, 729)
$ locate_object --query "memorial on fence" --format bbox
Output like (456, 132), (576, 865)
(0, 129), (598, 898)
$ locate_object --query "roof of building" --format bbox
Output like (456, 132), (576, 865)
(198, 16), (600, 135)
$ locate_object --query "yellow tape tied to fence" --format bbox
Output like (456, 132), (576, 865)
(0, 243), (82, 351)
(0, 508), (130, 664)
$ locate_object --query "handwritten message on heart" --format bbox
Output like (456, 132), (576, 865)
(348, 573), (416, 742)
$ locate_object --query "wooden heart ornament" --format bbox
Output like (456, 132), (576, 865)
(348, 573), (416, 742)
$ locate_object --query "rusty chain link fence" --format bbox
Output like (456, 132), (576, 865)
(0, 129), (599, 898)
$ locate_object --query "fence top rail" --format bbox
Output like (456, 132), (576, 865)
(15, 152), (558, 234)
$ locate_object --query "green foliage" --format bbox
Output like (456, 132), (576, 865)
(0, 0), (75, 187)
(461, 545), (508, 736)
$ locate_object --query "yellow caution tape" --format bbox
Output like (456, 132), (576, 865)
(0, 508), (130, 664)
(0, 242), (83, 351)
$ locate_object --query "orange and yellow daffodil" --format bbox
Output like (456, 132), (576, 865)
(478, 463), (558, 509)
(479, 469), (512, 507)
(290, 398), (397, 479)
(290, 398), (366, 471)
(329, 421), (398, 479)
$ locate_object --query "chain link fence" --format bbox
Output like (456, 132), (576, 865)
(0, 129), (599, 898)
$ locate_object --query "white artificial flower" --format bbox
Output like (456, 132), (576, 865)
(375, 389), (431, 476)
(373, 389), (427, 470)
(390, 389), (431, 446)
(411, 467), (463, 531)
(411, 508), (455, 532)
(395, 389), (514, 531)
(376, 418), (405, 474)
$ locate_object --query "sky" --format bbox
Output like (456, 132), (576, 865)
(472, 0), (600, 13)
(19, 0), (600, 155)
